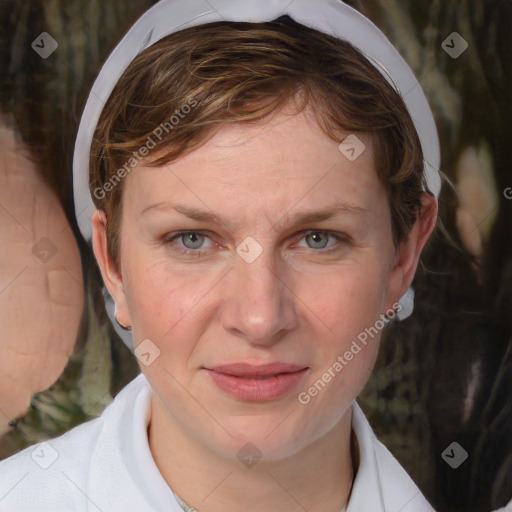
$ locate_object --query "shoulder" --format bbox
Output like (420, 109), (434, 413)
(492, 499), (512, 512)
(0, 417), (103, 511)
(0, 374), (149, 512)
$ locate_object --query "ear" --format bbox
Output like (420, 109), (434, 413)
(385, 193), (438, 310)
(91, 210), (131, 328)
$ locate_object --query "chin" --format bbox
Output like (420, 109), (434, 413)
(214, 415), (312, 459)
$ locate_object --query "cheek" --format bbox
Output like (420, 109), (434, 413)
(305, 264), (389, 338)
(122, 257), (219, 358)
(301, 263), (387, 396)
(123, 259), (184, 335)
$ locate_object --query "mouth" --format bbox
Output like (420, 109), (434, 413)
(204, 363), (309, 401)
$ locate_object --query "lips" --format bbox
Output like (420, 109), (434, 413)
(207, 362), (307, 378)
(204, 362), (309, 401)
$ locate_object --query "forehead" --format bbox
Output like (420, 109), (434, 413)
(125, 106), (386, 227)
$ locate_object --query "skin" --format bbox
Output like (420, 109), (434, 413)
(92, 104), (437, 512)
(0, 121), (83, 436)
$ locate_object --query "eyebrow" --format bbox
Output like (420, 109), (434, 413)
(141, 201), (367, 228)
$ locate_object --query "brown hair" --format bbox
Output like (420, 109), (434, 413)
(89, 15), (429, 268)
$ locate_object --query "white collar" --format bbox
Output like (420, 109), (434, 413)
(87, 373), (432, 511)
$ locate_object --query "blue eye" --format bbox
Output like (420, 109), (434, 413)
(163, 230), (347, 257)
(301, 231), (335, 249)
(294, 230), (349, 254)
(179, 232), (207, 250)
(164, 231), (213, 256)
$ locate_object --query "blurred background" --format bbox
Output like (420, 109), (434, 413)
(0, 1), (510, 511)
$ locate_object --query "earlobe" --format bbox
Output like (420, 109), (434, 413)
(91, 210), (131, 328)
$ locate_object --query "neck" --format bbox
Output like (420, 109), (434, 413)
(148, 394), (355, 512)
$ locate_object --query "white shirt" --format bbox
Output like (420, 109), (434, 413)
(493, 501), (512, 512)
(0, 373), (434, 512)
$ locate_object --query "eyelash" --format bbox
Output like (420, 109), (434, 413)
(162, 230), (349, 257)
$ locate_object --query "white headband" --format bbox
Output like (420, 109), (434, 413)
(73, 0), (441, 351)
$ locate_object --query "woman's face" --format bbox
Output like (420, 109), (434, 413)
(93, 105), (434, 462)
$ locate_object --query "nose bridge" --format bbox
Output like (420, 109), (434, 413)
(222, 241), (296, 344)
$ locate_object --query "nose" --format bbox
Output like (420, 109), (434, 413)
(220, 247), (298, 346)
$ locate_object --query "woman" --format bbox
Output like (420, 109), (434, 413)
(0, 1), (440, 510)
